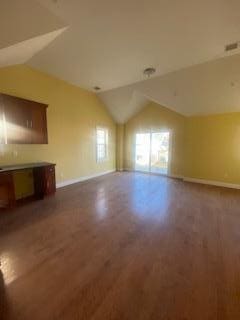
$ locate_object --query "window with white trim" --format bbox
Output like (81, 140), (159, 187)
(96, 127), (108, 162)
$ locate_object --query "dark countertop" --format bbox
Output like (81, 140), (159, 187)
(0, 162), (55, 173)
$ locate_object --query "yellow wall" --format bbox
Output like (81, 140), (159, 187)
(124, 102), (185, 177)
(124, 101), (240, 185)
(116, 124), (125, 171)
(185, 113), (240, 184)
(1, 65), (240, 193)
(0, 65), (116, 197)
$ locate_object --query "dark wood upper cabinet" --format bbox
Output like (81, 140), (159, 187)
(30, 101), (48, 144)
(2, 94), (32, 144)
(0, 93), (48, 144)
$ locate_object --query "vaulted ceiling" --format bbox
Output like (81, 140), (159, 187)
(99, 53), (240, 122)
(2, 0), (240, 123)
(0, 0), (67, 67)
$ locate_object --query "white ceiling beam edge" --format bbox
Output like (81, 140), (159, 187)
(0, 28), (67, 68)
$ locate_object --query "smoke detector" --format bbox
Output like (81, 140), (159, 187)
(143, 67), (156, 77)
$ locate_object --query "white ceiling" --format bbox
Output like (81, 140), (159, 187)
(0, 29), (66, 68)
(2, 0), (240, 122)
(0, 0), (66, 67)
(99, 87), (149, 124)
(99, 53), (240, 122)
(31, 0), (240, 91)
(0, 0), (65, 49)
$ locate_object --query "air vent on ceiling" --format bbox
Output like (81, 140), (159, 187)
(225, 42), (239, 52)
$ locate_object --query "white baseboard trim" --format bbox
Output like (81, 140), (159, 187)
(123, 169), (240, 190)
(169, 174), (183, 179)
(122, 168), (183, 180)
(56, 169), (240, 191)
(56, 169), (116, 188)
(183, 177), (240, 190)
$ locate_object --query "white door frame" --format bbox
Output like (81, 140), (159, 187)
(134, 129), (172, 176)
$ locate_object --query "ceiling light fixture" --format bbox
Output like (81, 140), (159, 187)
(225, 42), (239, 52)
(143, 67), (156, 78)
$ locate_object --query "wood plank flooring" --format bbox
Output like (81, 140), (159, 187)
(0, 172), (240, 320)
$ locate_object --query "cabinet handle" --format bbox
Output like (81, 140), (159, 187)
(26, 120), (33, 128)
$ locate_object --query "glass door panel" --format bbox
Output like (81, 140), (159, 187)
(135, 133), (150, 172)
(150, 132), (170, 175)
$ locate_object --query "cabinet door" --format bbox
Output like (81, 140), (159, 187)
(0, 95), (5, 144)
(0, 172), (16, 208)
(2, 94), (31, 144)
(30, 102), (48, 144)
(44, 165), (56, 195)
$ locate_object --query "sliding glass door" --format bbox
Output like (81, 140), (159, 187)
(135, 131), (170, 175)
(150, 132), (170, 174)
(135, 133), (151, 172)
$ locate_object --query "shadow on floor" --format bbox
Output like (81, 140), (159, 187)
(0, 268), (9, 320)
(0, 195), (60, 237)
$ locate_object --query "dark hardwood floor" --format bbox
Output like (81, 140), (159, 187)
(0, 172), (240, 320)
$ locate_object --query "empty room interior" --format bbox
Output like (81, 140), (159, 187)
(1, 0), (240, 319)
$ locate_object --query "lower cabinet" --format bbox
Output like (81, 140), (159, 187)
(44, 165), (56, 195)
(33, 165), (56, 198)
(0, 164), (56, 209)
(0, 173), (15, 208)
